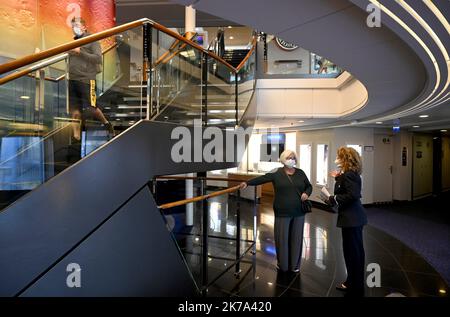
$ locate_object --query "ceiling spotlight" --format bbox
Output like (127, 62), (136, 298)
(413, 125), (420, 128)
(229, 36), (234, 40)
(376, 122), (383, 124)
(419, 115), (429, 118)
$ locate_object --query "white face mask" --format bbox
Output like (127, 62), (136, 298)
(73, 26), (83, 37)
(284, 159), (296, 168)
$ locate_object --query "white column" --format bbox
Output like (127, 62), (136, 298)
(185, 5), (196, 34)
(185, 173), (194, 226)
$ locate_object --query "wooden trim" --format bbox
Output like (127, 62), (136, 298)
(156, 175), (246, 182)
(235, 37), (257, 71)
(0, 19), (257, 86)
(158, 185), (240, 209)
(0, 19), (150, 75)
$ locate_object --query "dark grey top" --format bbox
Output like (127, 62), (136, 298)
(68, 33), (102, 82)
(331, 171), (368, 228)
(246, 167), (313, 217)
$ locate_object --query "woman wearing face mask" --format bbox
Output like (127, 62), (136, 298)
(240, 150), (312, 273)
(325, 147), (367, 296)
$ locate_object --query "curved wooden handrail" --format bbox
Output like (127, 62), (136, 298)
(153, 33), (196, 68)
(0, 19), (150, 76)
(0, 19), (257, 86)
(235, 37), (257, 71)
(158, 185), (241, 210)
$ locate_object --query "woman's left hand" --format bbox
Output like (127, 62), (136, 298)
(301, 193), (309, 201)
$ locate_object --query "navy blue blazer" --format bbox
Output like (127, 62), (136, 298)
(330, 171), (368, 228)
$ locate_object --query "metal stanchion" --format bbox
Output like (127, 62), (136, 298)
(201, 178), (208, 296)
(235, 189), (241, 277)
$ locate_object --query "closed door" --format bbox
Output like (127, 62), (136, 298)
(373, 135), (393, 202)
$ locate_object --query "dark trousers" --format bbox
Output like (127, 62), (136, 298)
(342, 226), (365, 296)
(274, 216), (305, 272)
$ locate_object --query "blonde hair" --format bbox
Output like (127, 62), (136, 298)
(279, 149), (298, 165)
(336, 147), (362, 174)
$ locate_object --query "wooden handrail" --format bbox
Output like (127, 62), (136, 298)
(156, 175), (247, 183)
(0, 19), (257, 85)
(0, 19), (149, 75)
(158, 185), (241, 209)
(235, 37), (257, 71)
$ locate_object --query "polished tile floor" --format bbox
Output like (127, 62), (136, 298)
(165, 193), (449, 297)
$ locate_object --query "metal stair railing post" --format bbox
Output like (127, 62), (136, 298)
(235, 188), (242, 276)
(201, 177), (209, 296)
(144, 23), (153, 120)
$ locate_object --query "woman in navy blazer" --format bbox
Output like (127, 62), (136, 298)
(326, 147), (367, 296)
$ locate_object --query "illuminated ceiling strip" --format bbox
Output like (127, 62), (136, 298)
(423, 0), (450, 35)
(367, 0), (440, 119)
(397, 0), (449, 108)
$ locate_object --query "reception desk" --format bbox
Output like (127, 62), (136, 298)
(227, 171), (274, 200)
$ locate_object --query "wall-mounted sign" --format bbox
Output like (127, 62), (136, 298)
(402, 147), (408, 166)
(275, 37), (299, 51)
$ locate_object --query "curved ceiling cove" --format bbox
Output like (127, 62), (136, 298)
(171, 0), (449, 130)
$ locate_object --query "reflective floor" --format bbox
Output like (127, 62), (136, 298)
(166, 193), (449, 297)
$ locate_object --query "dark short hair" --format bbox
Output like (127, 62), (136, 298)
(71, 17), (86, 26)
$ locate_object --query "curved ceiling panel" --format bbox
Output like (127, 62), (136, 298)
(170, 0), (449, 130)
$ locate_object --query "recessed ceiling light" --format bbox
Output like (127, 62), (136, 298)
(229, 36), (234, 40)
(298, 120), (304, 123)
(419, 115), (429, 118)
(376, 121), (383, 124)
(441, 129), (447, 132)
(413, 125), (420, 128)
(20, 95), (30, 100)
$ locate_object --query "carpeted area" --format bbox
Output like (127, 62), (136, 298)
(365, 191), (450, 285)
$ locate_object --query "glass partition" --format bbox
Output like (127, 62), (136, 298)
(0, 26), (145, 210)
(0, 21), (258, 210)
(206, 57), (236, 128)
(237, 48), (256, 121)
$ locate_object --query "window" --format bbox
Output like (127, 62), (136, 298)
(316, 144), (329, 185)
(299, 144), (312, 180)
(347, 144), (362, 156)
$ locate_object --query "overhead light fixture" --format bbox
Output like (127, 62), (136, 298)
(298, 120), (304, 123)
(439, 289), (447, 294)
(441, 129), (448, 132)
(227, 26), (232, 29)
(413, 125), (420, 128)
(376, 121), (383, 124)
(20, 95), (30, 100)
(419, 115), (429, 118)
(229, 36), (234, 40)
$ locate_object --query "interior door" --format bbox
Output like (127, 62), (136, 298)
(373, 135), (393, 202)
